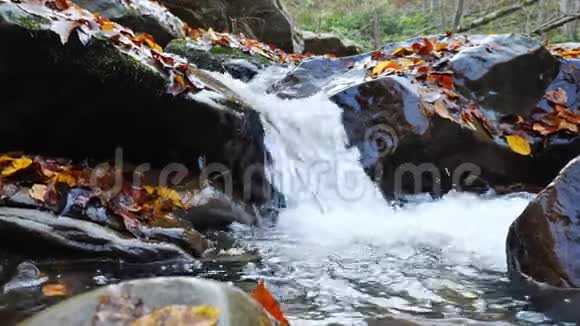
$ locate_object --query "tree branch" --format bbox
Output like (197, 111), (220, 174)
(457, 0), (540, 33)
(533, 11), (580, 34)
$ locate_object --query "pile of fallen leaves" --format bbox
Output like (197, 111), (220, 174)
(183, 25), (310, 64)
(365, 35), (579, 156)
(2, 0), (210, 96)
(549, 44), (580, 59)
(0, 154), (192, 238)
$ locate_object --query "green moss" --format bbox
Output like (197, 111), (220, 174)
(14, 14), (50, 30)
(75, 40), (167, 93)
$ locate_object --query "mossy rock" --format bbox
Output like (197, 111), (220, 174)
(0, 1), (272, 206)
(166, 39), (273, 81)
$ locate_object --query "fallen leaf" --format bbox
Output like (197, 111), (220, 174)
(252, 281), (289, 326)
(143, 186), (185, 209)
(544, 88), (568, 106)
(42, 283), (68, 297)
(1, 157), (33, 177)
(132, 305), (220, 326)
(371, 61), (402, 78)
(392, 47), (413, 57)
(434, 102), (453, 120)
(101, 22), (115, 32)
(506, 135), (531, 156)
(30, 184), (48, 202)
(54, 0), (73, 11)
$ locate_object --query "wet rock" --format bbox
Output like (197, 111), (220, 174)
(180, 186), (258, 231)
(2, 262), (47, 295)
(303, 31), (361, 57)
(0, 1), (272, 205)
(71, 0), (185, 46)
(160, 0), (303, 53)
(0, 207), (197, 262)
(507, 155), (580, 288)
(166, 39), (272, 81)
(20, 277), (276, 326)
(271, 34), (578, 196)
(449, 35), (560, 115)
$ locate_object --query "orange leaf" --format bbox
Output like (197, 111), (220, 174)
(252, 281), (289, 326)
(54, 0), (73, 11)
(42, 283), (68, 297)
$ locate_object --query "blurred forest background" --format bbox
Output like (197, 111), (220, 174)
(282, 0), (580, 50)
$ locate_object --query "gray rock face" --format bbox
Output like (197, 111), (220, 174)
(71, 0), (186, 46)
(507, 156), (580, 288)
(303, 31), (361, 57)
(0, 207), (196, 262)
(160, 0), (304, 53)
(20, 277), (276, 326)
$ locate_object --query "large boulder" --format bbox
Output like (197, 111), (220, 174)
(20, 277), (277, 326)
(449, 34), (560, 115)
(303, 31), (361, 57)
(71, 0), (186, 46)
(160, 0), (304, 53)
(0, 0), (272, 205)
(271, 34), (579, 196)
(507, 156), (580, 288)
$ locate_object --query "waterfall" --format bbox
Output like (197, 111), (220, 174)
(209, 68), (535, 324)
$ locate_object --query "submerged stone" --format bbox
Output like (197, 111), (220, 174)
(20, 277), (277, 326)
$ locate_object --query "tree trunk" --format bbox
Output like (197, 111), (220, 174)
(457, 0), (540, 33)
(453, 0), (465, 32)
(372, 10), (382, 49)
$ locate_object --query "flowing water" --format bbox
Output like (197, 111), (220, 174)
(210, 69), (553, 325)
(0, 68), (563, 325)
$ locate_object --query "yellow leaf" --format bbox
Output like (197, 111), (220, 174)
(101, 22), (115, 31)
(144, 186), (185, 208)
(506, 135), (532, 156)
(144, 38), (163, 52)
(132, 305), (220, 326)
(371, 60), (401, 78)
(29, 184), (48, 202)
(52, 173), (77, 187)
(1, 157), (33, 177)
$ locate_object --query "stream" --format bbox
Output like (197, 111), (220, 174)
(0, 68), (565, 325)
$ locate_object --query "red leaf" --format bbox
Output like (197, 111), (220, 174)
(252, 281), (289, 326)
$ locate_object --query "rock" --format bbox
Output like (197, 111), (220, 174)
(0, 207), (200, 262)
(507, 155), (580, 288)
(0, 1), (272, 205)
(71, 0), (185, 46)
(160, 0), (303, 53)
(449, 34), (560, 115)
(20, 277), (277, 326)
(271, 34), (579, 196)
(2, 262), (47, 295)
(166, 39), (272, 81)
(303, 31), (361, 57)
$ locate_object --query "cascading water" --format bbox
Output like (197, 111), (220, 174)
(209, 69), (551, 325)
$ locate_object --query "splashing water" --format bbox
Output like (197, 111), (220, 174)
(209, 69), (545, 325)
